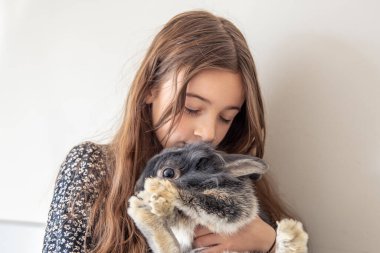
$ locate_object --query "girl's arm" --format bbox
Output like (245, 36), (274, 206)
(42, 142), (107, 253)
(194, 216), (308, 253)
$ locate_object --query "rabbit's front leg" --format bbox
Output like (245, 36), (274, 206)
(127, 194), (181, 253)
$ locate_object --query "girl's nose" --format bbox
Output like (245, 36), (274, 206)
(193, 121), (216, 144)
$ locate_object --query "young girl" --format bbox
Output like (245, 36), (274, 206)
(43, 10), (298, 253)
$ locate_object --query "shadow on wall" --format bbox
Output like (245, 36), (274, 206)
(0, 220), (46, 253)
(263, 33), (380, 253)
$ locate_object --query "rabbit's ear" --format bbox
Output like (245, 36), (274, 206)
(218, 152), (269, 181)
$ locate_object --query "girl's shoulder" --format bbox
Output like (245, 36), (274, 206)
(57, 141), (111, 197)
(61, 141), (109, 177)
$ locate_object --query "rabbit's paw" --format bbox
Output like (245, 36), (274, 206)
(276, 219), (308, 253)
(144, 177), (180, 217)
(127, 195), (151, 222)
(128, 195), (171, 243)
(128, 195), (164, 228)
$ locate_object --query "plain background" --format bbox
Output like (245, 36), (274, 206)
(1, 1), (379, 252)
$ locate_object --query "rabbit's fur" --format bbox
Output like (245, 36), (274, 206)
(127, 142), (308, 253)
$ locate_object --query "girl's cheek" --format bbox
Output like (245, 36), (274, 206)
(175, 117), (193, 136)
(214, 122), (232, 145)
(173, 116), (197, 142)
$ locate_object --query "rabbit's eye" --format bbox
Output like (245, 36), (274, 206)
(163, 168), (175, 178)
(158, 167), (180, 179)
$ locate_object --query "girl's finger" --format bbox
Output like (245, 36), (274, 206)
(199, 244), (227, 253)
(194, 225), (213, 238)
(193, 233), (224, 248)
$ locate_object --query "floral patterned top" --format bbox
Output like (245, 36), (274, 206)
(42, 141), (108, 253)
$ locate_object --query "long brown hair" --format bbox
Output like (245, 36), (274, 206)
(85, 9), (295, 253)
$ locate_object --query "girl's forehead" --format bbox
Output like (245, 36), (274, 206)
(186, 69), (245, 107)
(157, 68), (245, 108)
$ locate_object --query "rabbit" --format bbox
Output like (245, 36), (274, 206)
(127, 142), (308, 253)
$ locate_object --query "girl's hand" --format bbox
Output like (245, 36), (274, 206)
(193, 216), (276, 253)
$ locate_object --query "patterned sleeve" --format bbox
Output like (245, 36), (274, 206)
(42, 142), (108, 253)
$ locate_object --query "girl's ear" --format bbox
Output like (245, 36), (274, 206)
(217, 152), (269, 181)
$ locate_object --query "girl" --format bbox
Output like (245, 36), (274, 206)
(43, 10), (298, 253)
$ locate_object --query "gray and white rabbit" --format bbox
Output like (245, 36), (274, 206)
(127, 142), (308, 253)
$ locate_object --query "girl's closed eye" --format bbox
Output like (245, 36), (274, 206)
(220, 116), (232, 124)
(184, 106), (233, 124)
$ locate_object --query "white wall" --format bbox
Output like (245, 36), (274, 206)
(0, 220), (45, 253)
(1, 1), (379, 252)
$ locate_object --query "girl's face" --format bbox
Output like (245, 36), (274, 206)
(146, 69), (245, 148)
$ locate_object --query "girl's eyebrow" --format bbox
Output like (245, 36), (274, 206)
(186, 92), (241, 111)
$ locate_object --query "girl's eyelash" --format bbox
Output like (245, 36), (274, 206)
(220, 117), (231, 124)
(184, 107), (199, 116)
(184, 107), (232, 124)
